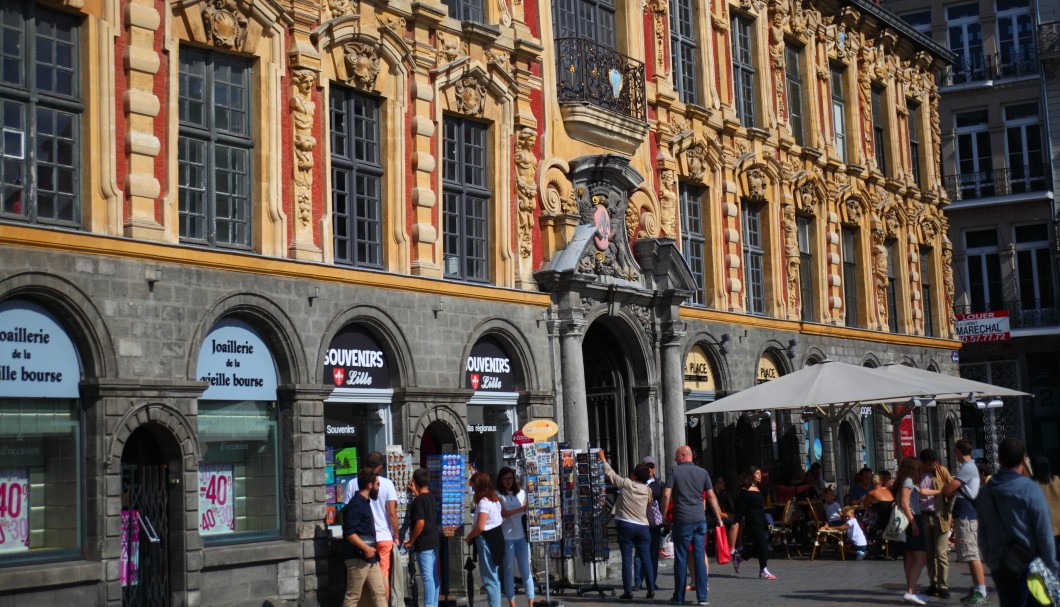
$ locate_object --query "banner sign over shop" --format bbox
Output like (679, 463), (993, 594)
(196, 318), (278, 401)
(198, 463), (235, 535)
(898, 413), (916, 458)
(323, 325), (391, 390)
(465, 337), (515, 392)
(0, 469), (29, 552)
(683, 345), (717, 392)
(955, 311), (1011, 343)
(0, 300), (80, 398)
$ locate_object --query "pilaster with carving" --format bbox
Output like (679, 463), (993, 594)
(515, 127), (539, 283)
(871, 225), (888, 330)
(657, 168), (678, 239)
(288, 68), (321, 259)
(782, 204), (800, 319)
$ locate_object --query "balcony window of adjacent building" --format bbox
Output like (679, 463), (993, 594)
(1004, 102), (1044, 193)
(797, 216), (814, 322)
(0, 3), (81, 228)
(742, 200), (765, 315)
(680, 183), (707, 306)
(442, 116), (490, 283)
(954, 109), (993, 199)
(920, 248), (934, 337)
(842, 227), (859, 327)
(442, 0), (484, 22)
(785, 44), (804, 146)
(947, 3), (985, 83)
(964, 229), (1003, 314)
(1013, 223), (1056, 326)
(830, 66), (847, 163)
(886, 240), (899, 332)
(330, 86), (383, 268)
(900, 10), (932, 36)
(554, 0), (616, 46)
(731, 15), (755, 127)
(178, 47), (253, 249)
(670, 0), (697, 105)
(907, 100), (922, 187)
(871, 86), (887, 176)
(996, 0), (1036, 77)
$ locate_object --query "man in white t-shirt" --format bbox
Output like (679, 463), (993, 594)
(346, 451), (399, 602)
(942, 438), (987, 606)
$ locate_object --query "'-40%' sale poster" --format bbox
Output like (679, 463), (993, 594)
(199, 464), (235, 535)
(0, 469), (30, 553)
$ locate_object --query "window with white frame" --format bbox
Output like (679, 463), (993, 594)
(964, 229), (1004, 313)
(1013, 223), (1055, 324)
(742, 200), (765, 315)
(680, 183), (707, 306)
(0, 2), (81, 227)
(330, 85), (383, 268)
(442, 116), (490, 283)
(1004, 102), (1045, 192)
(731, 14), (755, 127)
(830, 66), (846, 163)
(900, 10), (932, 36)
(955, 109), (993, 198)
(947, 3), (985, 83)
(996, 0), (1035, 77)
(553, 0), (616, 47)
(670, 0), (697, 106)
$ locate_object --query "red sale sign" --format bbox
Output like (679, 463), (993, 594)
(898, 413), (916, 458)
(0, 469), (30, 552)
(199, 464), (235, 535)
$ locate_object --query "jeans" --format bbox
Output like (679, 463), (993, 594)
(617, 521), (655, 594)
(504, 536), (535, 602)
(634, 526), (661, 589)
(992, 567), (1031, 607)
(476, 535), (503, 607)
(416, 548), (440, 607)
(672, 521), (708, 604)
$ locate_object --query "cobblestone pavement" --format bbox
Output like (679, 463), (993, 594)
(458, 552), (987, 607)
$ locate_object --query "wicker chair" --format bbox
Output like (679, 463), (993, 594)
(768, 499), (803, 558)
(807, 500), (846, 561)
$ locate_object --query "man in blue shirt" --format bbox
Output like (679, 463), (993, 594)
(342, 467), (386, 607)
(942, 438), (987, 606)
(660, 446), (724, 606)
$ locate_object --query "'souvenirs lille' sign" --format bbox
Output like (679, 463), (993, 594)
(954, 311), (1011, 343)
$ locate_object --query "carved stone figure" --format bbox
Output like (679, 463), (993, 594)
(343, 42), (380, 90)
(872, 227), (889, 325)
(685, 144), (708, 182)
(323, 0), (357, 20)
(798, 183), (816, 214)
(658, 169), (678, 238)
(746, 168), (767, 199)
(514, 128), (538, 258)
(884, 208), (900, 236)
(845, 198), (862, 223)
(454, 76), (487, 116)
(942, 237), (956, 333)
(920, 219), (938, 243)
(783, 205), (801, 312)
(290, 69), (317, 227)
(202, 0), (248, 50)
(436, 32), (463, 64)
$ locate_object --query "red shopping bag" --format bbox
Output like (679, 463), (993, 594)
(713, 527), (731, 564)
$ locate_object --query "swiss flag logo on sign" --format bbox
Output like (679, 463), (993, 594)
(332, 368), (345, 386)
(470, 373), (481, 390)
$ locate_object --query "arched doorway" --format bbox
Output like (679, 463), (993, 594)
(121, 426), (172, 607)
(582, 322), (635, 470)
(420, 420), (458, 468)
(836, 419), (859, 495)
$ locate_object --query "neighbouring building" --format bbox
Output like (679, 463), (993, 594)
(0, 0), (955, 604)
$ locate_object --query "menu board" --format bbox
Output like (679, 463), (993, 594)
(0, 469), (29, 552)
(523, 442), (560, 544)
(576, 448), (609, 562)
(386, 446), (413, 522)
(199, 463), (235, 535)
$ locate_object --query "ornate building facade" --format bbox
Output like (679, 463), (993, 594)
(0, 0), (956, 604)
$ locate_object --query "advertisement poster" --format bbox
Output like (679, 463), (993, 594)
(199, 464), (235, 535)
(0, 469), (29, 552)
(898, 413), (916, 458)
(120, 509), (140, 586)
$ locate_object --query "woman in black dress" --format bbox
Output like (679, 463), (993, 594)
(732, 466), (775, 580)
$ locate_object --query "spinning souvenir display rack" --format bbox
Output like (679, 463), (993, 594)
(574, 447), (613, 597)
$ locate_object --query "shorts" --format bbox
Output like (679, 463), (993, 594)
(954, 518), (981, 562)
(904, 514), (927, 552)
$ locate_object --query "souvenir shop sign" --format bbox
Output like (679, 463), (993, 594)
(0, 300), (80, 398)
(522, 419), (558, 441)
(196, 318), (277, 401)
(0, 469), (30, 552)
(324, 325), (392, 390)
(465, 337), (515, 392)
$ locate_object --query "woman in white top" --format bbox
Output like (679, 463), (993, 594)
(895, 455), (939, 606)
(465, 471), (504, 607)
(598, 450), (656, 600)
(497, 467), (535, 607)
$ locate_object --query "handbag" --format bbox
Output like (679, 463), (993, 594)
(713, 526), (732, 564)
(647, 498), (664, 527)
(882, 503), (909, 542)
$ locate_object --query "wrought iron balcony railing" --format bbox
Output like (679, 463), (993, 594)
(1040, 22), (1060, 56)
(938, 47), (1039, 85)
(942, 165), (1051, 201)
(554, 37), (646, 122)
(954, 300), (1059, 328)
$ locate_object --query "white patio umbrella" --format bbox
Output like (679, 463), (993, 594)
(865, 362), (1030, 402)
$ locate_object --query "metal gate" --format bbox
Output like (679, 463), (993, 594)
(960, 360), (1024, 472)
(121, 463), (170, 607)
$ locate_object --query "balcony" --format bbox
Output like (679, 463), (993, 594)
(942, 165), (1051, 201)
(938, 47), (1039, 86)
(954, 300), (1059, 328)
(554, 37), (646, 122)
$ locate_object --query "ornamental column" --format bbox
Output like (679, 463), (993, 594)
(661, 323), (686, 467)
(559, 319), (588, 448)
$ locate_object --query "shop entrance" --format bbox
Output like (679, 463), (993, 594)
(121, 427), (171, 607)
(582, 322), (634, 470)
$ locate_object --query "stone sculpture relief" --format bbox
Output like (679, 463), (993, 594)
(202, 0), (248, 50)
(290, 69), (317, 227)
(658, 169), (678, 239)
(515, 128), (538, 259)
(783, 205), (800, 313)
(343, 42), (380, 90)
(454, 76), (487, 116)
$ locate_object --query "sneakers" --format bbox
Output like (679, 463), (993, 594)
(855, 550), (867, 561)
(696, 602), (710, 606)
(962, 591), (989, 606)
(760, 569), (776, 580)
(732, 552), (741, 574)
(903, 593), (928, 605)
(619, 593), (633, 601)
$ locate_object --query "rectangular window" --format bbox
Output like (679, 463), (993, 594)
(886, 240), (899, 332)
(178, 47), (253, 248)
(830, 66), (846, 163)
(797, 216), (814, 322)
(731, 15), (755, 127)
(0, 3), (81, 227)
(947, 3), (985, 83)
(920, 248), (934, 337)
(1013, 223), (1056, 326)
(1004, 102), (1044, 193)
(553, 0), (616, 47)
(198, 401), (280, 542)
(742, 201), (765, 315)
(900, 10), (932, 36)
(670, 0), (697, 105)
(680, 183), (707, 306)
(843, 227), (859, 327)
(0, 399), (81, 563)
(908, 100), (921, 186)
(442, 0), (484, 22)
(443, 116), (491, 283)
(964, 229), (1004, 313)
(330, 86), (383, 268)
(785, 44), (804, 146)
(996, 0), (1035, 78)
(872, 86), (887, 176)
(955, 109), (994, 198)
